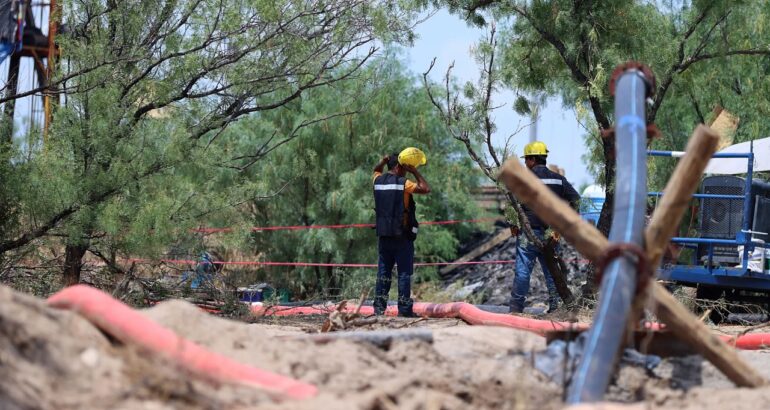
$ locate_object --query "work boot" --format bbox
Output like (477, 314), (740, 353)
(398, 310), (418, 318)
(509, 304), (524, 314)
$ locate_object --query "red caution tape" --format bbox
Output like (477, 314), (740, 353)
(125, 257), (591, 268)
(192, 218), (500, 233)
(47, 285), (317, 399)
(126, 258), (519, 268)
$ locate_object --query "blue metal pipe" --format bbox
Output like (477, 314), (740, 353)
(713, 153), (754, 158)
(567, 67), (649, 403)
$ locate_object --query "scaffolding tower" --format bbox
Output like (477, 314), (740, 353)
(1, 0), (58, 148)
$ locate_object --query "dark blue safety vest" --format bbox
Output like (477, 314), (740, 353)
(523, 165), (581, 230)
(374, 173), (418, 239)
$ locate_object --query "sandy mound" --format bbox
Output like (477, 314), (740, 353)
(7, 284), (770, 410)
(0, 286), (272, 410)
(0, 286), (561, 410)
(143, 299), (560, 410)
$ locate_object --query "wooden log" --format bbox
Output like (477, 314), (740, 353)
(640, 125), (765, 387)
(645, 124), (719, 268)
(650, 283), (766, 387)
(440, 228), (511, 277)
(497, 159), (605, 261)
(626, 124), (717, 344)
(542, 240), (575, 305)
(497, 126), (767, 387)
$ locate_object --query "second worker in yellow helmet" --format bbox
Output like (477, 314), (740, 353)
(511, 141), (580, 314)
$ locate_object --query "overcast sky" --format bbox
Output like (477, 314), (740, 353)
(404, 10), (593, 190)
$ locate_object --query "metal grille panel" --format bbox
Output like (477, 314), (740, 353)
(698, 176), (745, 264)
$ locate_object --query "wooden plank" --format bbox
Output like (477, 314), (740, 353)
(439, 229), (511, 277)
(628, 126), (719, 325)
(641, 125), (765, 387)
(651, 283), (766, 387)
(497, 159), (606, 261)
(645, 125), (720, 272)
(709, 106), (739, 151)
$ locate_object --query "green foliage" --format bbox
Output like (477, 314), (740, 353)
(230, 55), (481, 298)
(0, 1), (425, 285)
(426, 0), (770, 236)
(513, 95), (531, 115)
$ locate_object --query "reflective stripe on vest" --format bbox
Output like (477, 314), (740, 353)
(374, 184), (405, 191)
(541, 178), (563, 186)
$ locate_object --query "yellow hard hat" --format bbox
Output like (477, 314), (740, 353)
(522, 141), (549, 157)
(398, 147), (427, 167)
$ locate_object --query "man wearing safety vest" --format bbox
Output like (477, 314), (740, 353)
(372, 148), (431, 317)
(511, 141), (580, 313)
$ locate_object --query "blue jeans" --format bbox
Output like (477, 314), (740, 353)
(374, 236), (414, 315)
(510, 229), (559, 312)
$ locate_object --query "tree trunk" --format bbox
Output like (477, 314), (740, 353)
(313, 266), (322, 295)
(325, 264), (341, 299)
(542, 240), (575, 306)
(596, 137), (616, 238)
(584, 137), (616, 296)
(63, 243), (88, 286)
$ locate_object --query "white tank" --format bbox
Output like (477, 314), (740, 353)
(581, 184), (605, 198)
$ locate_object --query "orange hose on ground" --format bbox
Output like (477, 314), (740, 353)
(253, 302), (770, 350)
(252, 302), (589, 336)
(48, 285), (317, 400)
(721, 333), (770, 350)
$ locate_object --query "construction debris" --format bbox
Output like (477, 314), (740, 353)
(441, 231), (587, 309)
(321, 292), (378, 332)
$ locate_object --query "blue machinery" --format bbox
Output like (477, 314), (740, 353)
(648, 148), (770, 291)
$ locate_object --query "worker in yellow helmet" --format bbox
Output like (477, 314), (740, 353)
(511, 141), (580, 314)
(371, 147), (431, 317)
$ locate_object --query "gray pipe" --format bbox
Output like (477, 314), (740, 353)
(566, 68), (650, 403)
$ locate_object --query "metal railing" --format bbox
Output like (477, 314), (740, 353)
(647, 149), (760, 271)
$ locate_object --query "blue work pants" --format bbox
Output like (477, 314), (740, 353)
(373, 236), (414, 316)
(510, 229), (560, 312)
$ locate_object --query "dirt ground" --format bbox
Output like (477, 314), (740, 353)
(4, 285), (770, 410)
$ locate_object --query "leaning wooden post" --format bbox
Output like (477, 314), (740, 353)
(645, 125), (719, 268)
(626, 126), (719, 329)
(497, 125), (766, 388)
(640, 125), (766, 387)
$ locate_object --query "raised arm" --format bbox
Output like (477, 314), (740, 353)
(374, 155), (389, 173)
(403, 165), (431, 194)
